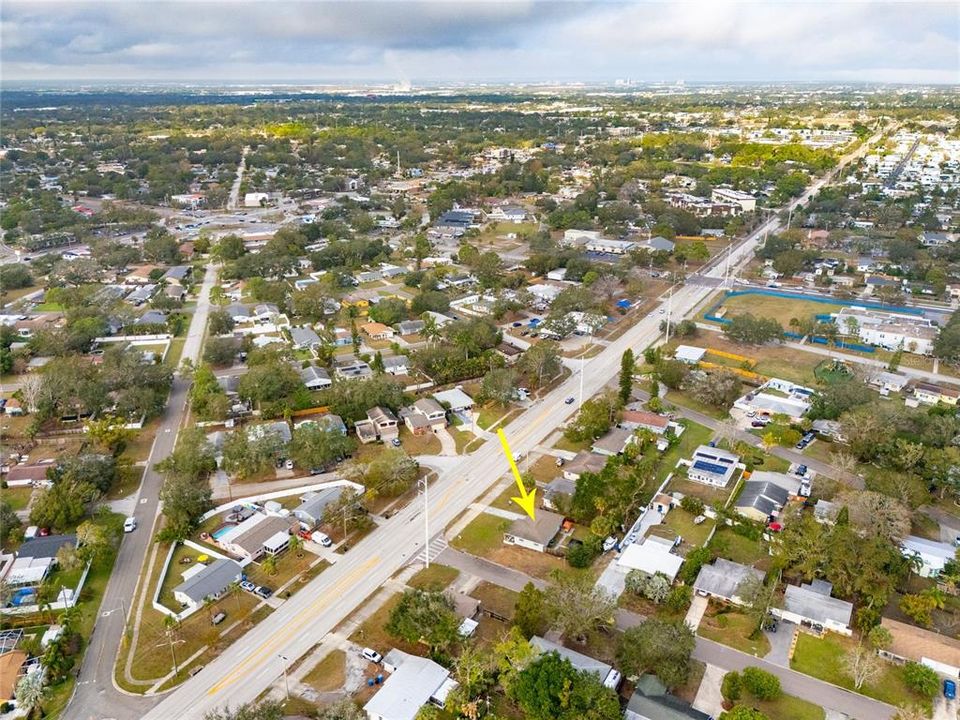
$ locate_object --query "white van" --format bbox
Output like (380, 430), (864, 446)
(311, 531), (332, 547)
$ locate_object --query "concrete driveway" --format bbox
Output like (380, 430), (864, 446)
(763, 620), (796, 667)
(932, 685), (958, 720)
(435, 427), (457, 456)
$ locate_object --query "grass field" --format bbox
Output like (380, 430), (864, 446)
(663, 507), (715, 548)
(302, 649), (346, 692)
(698, 604), (771, 657)
(710, 527), (771, 569)
(4, 485), (32, 510)
(743, 694), (825, 720)
(450, 513), (510, 556)
(656, 420), (715, 484)
(791, 632), (930, 712)
(407, 564), (460, 591)
(718, 293), (845, 330)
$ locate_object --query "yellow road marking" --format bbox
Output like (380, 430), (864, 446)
(207, 555), (380, 695)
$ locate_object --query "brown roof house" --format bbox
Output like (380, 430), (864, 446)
(354, 406), (400, 444)
(503, 510), (564, 553)
(880, 617), (960, 678)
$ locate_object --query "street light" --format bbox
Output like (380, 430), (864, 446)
(278, 654), (290, 700)
(419, 475), (430, 568)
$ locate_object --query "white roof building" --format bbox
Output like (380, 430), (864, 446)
(617, 535), (684, 582)
(364, 650), (456, 720)
(901, 535), (956, 578)
(674, 345), (706, 364)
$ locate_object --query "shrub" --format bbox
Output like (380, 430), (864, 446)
(741, 666), (781, 701)
(566, 538), (601, 568)
(680, 496), (705, 516)
(903, 661), (940, 698)
(721, 670), (742, 703)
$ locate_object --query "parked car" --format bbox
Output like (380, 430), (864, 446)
(254, 586), (273, 599)
(284, 459), (294, 470)
(555, 457), (564, 467)
(311, 531), (332, 547)
(212, 611), (227, 625)
(751, 420), (767, 428)
(123, 517), (137, 533)
(795, 465), (808, 476)
(511, 322), (522, 327)
(602, 536), (618, 552)
(38, 527), (50, 537)
(944, 679), (956, 700)
(391, 438), (401, 447)
(240, 580), (256, 593)
(361, 647), (383, 664)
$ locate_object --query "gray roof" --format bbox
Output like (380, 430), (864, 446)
(782, 581), (852, 627)
(530, 636), (613, 679)
(18, 534), (77, 560)
(382, 355), (409, 369)
(363, 650), (451, 720)
(294, 487), (344, 521)
(564, 451), (607, 477)
(625, 675), (711, 720)
(173, 558), (243, 604)
(290, 326), (322, 347)
(693, 558), (764, 601)
(544, 476), (576, 497)
(646, 235), (676, 252)
(735, 480), (789, 517)
(300, 365), (331, 386)
(592, 427), (634, 455)
(506, 510), (563, 547)
(163, 265), (191, 280)
(397, 320), (425, 335)
(136, 310), (167, 326)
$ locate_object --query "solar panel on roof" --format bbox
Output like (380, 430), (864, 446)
(693, 460), (729, 475)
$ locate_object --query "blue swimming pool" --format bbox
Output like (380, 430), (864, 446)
(211, 525), (232, 540)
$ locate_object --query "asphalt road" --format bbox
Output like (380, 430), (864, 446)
(131, 132), (885, 719)
(67, 264), (218, 720)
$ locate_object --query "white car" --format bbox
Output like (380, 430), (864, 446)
(361, 647), (382, 664)
(311, 531), (333, 547)
(123, 517), (137, 533)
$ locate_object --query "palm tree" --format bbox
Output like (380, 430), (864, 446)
(420, 314), (441, 346)
(15, 671), (46, 719)
(228, 581), (242, 614)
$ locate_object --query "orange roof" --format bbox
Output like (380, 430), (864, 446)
(0, 651), (27, 702)
(361, 322), (391, 335)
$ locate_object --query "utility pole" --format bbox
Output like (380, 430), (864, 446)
(665, 287), (673, 342)
(420, 476), (430, 568)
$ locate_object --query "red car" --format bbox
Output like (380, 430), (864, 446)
(38, 527), (50, 537)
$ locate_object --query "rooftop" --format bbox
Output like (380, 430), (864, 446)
(782, 581), (852, 628)
(693, 558), (764, 601)
(506, 510), (564, 547)
(363, 650), (453, 720)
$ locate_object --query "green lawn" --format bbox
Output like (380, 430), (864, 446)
(3, 485), (32, 511)
(710, 527), (770, 568)
(553, 435), (591, 454)
(656, 419), (714, 484)
(790, 633), (931, 711)
(698, 605), (771, 657)
(738, 694), (825, 720)
(407, 564), (460, 592)
(720, 293), (845, 330)
(302, 649), (346, 693)
(665, 390), (730, 420)
(663, 507), (715, 548)
(450, 513), (510, 556)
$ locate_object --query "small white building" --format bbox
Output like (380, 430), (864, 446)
(617, 535), (684, 583)
(901, 535), (956, 578)
(244, 192), (269, 207)
(364, 649), (457, 720)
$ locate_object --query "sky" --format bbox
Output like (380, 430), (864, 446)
(2, 0), (958, 85)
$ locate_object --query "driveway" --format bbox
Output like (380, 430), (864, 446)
(932, 685), (958, 720)
(435, 427), (457, 456)
(693, 663), (726, 717)
(685, 594), (709, 631)
(763, 620), (796, 667)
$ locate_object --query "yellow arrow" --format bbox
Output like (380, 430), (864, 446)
(497, 428), (536, 521)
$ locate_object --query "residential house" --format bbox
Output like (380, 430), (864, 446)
(542, 477), (577, 512)
(382, 355), (410, 376)
(332, 327), (353, 347)
(363, 649), (457, 720)
(901, 535), (955, 577)
(693, 558), (765, 606)
(530, 636), (622, 690)
(3, 463), (54, 485)
(162, 265), (192, 286)
(503, 510), (564, 553)
(585, 237), (636, 254)
(125, 264), (161, 284)
(773, 580), (853, 635)
(354, 406), (399, 444)
(135, 309), (167, 327)
(6, 534), (77, 586)
(295, 413), (348, 436)
(172, 558), (243, 611)
(397, 319), (425, 336)
(247, 421), (292, 445)
(734, 479), (790, 523)
(562, 452), (607, 481)
(400, 398), (447, 435)
(164, 285), (186, 302)
(495, 342), (523, 364)
(300, 365), (332, 390)
(293, 487), (345, 528)
(913, 382), (959, 406)
(361, 322), (395, 341)
(592, 427), (636, 457)
(0, 651), (29, 705)
(674, 345), (706, 364)
(289, 326), (323, 351)
(432, 387), (474, 413)
(125, 284), (157, 306)
(617, 535), (684, 582)
(226, 303), (252, 323)
(686, 445), (739, 487)
(879, 617), (960, 678)
(488, 205), (528, 223)
(335, 359), (373, 381)
(625, 675), (711, 720)
(620, 409), (670, 435)
(920, 231), (956, 246)
(215, 514), (298, 562)
(641, 235), (676, 253)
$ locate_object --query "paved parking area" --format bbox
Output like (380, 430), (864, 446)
(763, 620), (796, 667)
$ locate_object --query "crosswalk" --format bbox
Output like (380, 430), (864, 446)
(414, 536), (449, 565)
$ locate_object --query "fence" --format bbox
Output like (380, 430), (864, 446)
(0, 562), (91, 616)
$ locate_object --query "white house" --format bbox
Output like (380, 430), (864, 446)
(687, 445), (739, 487)
(617, 535), (684, 582)
(432, 387), (474, 413)
(901, 535), (956, 577)
(693, 559), (764, 606)
(711, 187), (757, 213)
(364, 649), (457, 720)
(530, 636), (622, 690)
(172, 558), (243, 611)
(503, 511), (563, 553)
(772, 580), (853, 635)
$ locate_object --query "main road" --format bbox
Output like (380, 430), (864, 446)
(140, 131), (884, 719)
(68, 264), (218, 720)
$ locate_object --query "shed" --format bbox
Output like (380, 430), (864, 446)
(674, 345), (706, 364)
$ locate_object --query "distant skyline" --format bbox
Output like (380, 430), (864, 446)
(3, 1), (958, 85)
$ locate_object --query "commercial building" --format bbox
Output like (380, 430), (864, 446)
(711, 187), (757, 213)
(833, 307), (938, 355)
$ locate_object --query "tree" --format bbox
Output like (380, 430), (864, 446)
(208, 309), (235, 336)
(734, 574), (776, 636)
(157, 429), (215, 540)
(834, 490), (909, 542)
(618, 349), (634, 406)
(204, 337), (239, 367)
(85, 415), (134, 455)
(544, 572), (617, 641)
(76, 519), (112, 563)
(315, 699), (366, 720)
(202, 699), (284, 720)
(564, 394), (619, 442)
(513, 582), (547, 637)
(289, 423), (353, 472)
(723, 314), (784, 345)
(902, 661), (940, 698)
(516, 340), (562, 388)
(480, 367), (518, 404)
(15, 671), (46, 718)
(656, 359), (689, 389)
(720, 708), (769, 720)
(352, 448), (418, 498)
(222, 429), (284, 482)
(617, 618), (696, 689)
(386, 589), (460, 652)
(0, 500), (21, 545)
(510, 652), (621, 720)
(741, 666), (781, 700)
(689, 369), (742, 409)
(841, 641), (883, 690)
(261, 554), (277, 576)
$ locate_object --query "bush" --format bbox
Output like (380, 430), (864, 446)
(741, 666), (781, 701)
(721, 670), (742, 703)
(664, 585), (693, 613)
(680, 496), (705, 516)
(903, 661), (940, 698)
(567, 537), (601, 568)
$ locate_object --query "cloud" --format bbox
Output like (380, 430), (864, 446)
(1, 0), (957, 83)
